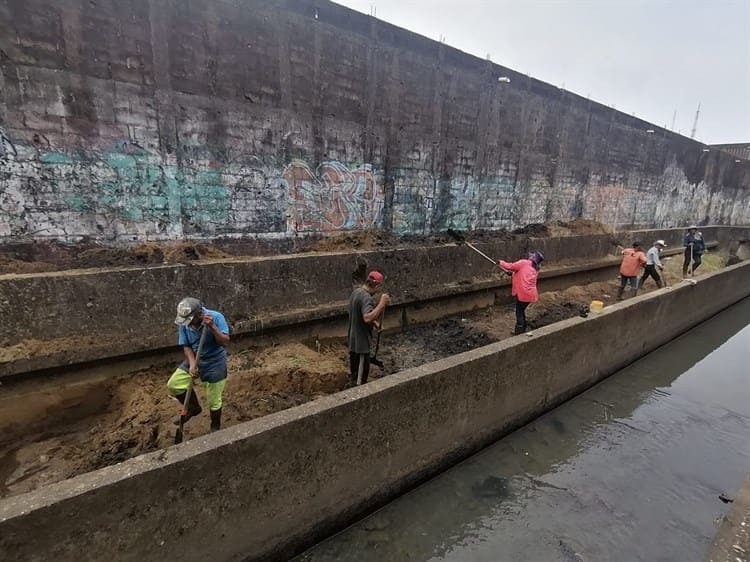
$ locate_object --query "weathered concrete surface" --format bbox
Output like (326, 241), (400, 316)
(1, 226), (745, 377)
(1, 261), (749, 562)
(0, 0), (748, 243)
(705, 475), (750, 562)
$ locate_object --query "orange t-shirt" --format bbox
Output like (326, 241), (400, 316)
(620, 248), (647, 276)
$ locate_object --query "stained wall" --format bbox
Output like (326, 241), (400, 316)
(0, 0), (748, 243)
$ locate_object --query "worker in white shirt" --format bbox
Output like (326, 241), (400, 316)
(639, 240), (667, 289)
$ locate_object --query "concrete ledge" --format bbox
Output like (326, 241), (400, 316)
(1, 261), (749, 562)
(0, 225), (740, 377)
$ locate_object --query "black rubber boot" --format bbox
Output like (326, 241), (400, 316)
(210, 408), (222, 432)
(616, 286), (625, 300)
(172, 391), (202, 425)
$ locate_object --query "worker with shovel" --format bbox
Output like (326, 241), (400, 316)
(498, 251), (544, 335)
(348, 270), (390, 386)
(167, 297), (230, 432)
(682, 225), (706, 276)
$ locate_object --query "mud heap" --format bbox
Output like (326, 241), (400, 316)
(0, 220), (614, 275)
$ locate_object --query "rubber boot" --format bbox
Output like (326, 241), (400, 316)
(172, 391), (202, 425)
(616, 286), (625, 300)
(210, 408), (222, 432)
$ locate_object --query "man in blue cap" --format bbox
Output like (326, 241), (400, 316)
(683, 225), (705, 276)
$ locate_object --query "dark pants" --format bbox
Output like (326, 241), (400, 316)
(616, 275), (638, 300)
(349, 352), (370, 386)
(639, 264), (662, 288)
(515, 300), (530, 334)
(683, 251), (702, 275)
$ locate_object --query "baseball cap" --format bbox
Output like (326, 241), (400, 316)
(655, 239), (667, 246)
(367, 270), (384, 284)
(175, 297), (202, 326)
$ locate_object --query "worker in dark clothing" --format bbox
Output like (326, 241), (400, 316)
(348, 271), (390, 386)
(683, 225), (706, 276)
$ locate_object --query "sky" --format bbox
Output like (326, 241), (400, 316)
(335, 0), (750, 145)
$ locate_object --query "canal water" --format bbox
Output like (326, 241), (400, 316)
(298, 297), (750, 562)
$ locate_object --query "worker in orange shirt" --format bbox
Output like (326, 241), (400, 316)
(617, 241), (647, 300)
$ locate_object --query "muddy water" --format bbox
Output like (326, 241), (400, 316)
(298, 297), (750, 562)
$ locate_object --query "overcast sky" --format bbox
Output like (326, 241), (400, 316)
(335, 0), (750, 145)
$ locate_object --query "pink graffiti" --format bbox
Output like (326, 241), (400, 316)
(284, 161), (384, 233)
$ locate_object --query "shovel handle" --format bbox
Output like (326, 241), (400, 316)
(175, 325), (209, 441)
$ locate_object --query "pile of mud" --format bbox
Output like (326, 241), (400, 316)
(0, 343), (349, 497)
(0, 241), (231, 274)
(0, 220), (617, 274)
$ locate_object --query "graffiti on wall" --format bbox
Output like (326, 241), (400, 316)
(1, 125), (748, 242)
(0, 128), (386, 241)
(284, 160), (384, 233)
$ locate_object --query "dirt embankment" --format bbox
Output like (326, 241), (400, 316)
(0, 220), (614, 275)
(0, 252), (728, 498)
(0, 241), (232, 274)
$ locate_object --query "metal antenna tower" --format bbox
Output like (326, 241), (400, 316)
(690, 103), (701, 139)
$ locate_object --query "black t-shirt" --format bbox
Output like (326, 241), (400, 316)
(348, 287), (374, 354)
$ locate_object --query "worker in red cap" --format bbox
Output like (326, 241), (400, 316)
(347, 270), (390, 386)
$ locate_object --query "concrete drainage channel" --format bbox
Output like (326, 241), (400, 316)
(0, 228), (748, 561)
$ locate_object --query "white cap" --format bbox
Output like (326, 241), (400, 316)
(655, 239), (667, 246)
(175, 297), (202, 326)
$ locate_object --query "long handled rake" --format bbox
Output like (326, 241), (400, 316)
(447, 229), (511, 274)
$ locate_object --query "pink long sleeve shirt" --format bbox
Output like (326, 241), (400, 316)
(499, 258), (539, 303)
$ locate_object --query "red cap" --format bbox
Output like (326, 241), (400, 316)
(367, 270), (384, 284)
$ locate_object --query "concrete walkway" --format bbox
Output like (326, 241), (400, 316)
(706, 475), (750, 562)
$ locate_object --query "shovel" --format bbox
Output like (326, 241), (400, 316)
(174, 325), (208, 445)
(447, 229), (511, 274)
(370, 310), (385, 368)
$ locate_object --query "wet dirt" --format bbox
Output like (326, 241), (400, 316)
(545, 219), (614, 237)
(0, 220), (615, 275)
(0, 241), (231, 274)
(0, 251), (729, 498)
(0, 335), (123, 362)
(0, 343), (348, 497)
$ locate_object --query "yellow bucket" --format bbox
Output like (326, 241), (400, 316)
(590, 300), (604, 313)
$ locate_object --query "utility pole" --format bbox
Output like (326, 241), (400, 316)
(690, 103), (701, 139)
(671, 109), (677, 130)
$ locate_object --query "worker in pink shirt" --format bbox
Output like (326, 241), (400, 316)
(617, 241), (647, 300)
(498, 251), (544, 335)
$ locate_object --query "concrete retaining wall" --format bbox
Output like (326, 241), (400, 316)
(2, 225), (748, 377)
(1, 260), (749, 562)
(1, 1), (749, 243)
